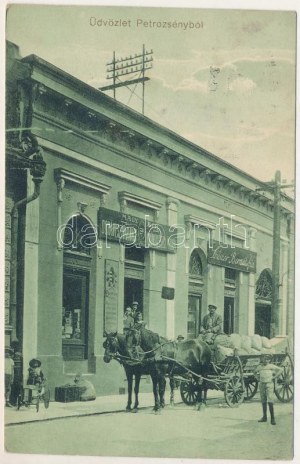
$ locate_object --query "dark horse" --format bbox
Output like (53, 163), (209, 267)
(126, 327), (212, 408)
(103, 332), (166, 412)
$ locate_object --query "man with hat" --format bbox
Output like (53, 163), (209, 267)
(131, 301), (139, 320)
(200, 304), (223, 343)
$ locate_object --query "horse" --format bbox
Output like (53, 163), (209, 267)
(126, 327), (212, 409)
(103, 331), (166, 412)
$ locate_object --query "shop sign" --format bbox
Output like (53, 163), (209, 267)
(98, 207), (177, 253)
(207, 241), (256, 273)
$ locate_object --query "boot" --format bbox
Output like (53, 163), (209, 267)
(269, 402), (276, 425)
(258, 402), (267, 422)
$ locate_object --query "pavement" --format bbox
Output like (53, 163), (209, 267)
(4, 390), (225, 426)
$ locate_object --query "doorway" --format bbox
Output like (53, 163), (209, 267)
(224, 297), (234, 335)
(187, 294), (202, 339)
(124, 278), (144, 314)
(255, 304), (271, 338)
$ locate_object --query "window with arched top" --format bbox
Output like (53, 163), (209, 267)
(188, 249), (205, 339)
(189, 249), (203, 277)
(63, 215), (97, 254)
(256, 269), (272, 300)
(62, 215), (96, 360)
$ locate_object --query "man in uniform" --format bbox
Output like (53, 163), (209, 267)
(199, 304), (223, 343)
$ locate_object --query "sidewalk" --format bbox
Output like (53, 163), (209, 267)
(5, 390), (225, 426)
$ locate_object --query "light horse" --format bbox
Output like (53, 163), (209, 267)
(103, 331), (166, 412)
(126, 327), (212, 409)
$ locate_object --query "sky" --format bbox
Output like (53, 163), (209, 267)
(5, 3), (296, 189)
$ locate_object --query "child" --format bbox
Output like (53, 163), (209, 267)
(25, 358), (45, 402)
(255, 354), (283, 425)
(5, 347), (15, 407)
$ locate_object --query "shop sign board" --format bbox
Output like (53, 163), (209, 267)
(207, 241), (257, 273)
(104, 259), (119, 333)
(98, 207), (177, 253)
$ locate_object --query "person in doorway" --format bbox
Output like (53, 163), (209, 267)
(123, 306), (134, 332)
(131, 301), (139, 320)
(255, 355), (283, 425)
(199, 304), (223, 344)
(5, 347), (15, 407)
(134, 311), (146, 329)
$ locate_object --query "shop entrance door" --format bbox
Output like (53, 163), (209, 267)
(255, 304), (271, 338)
(224, 297), (234, 335)
(187, 294), (202, 339)
(124, 278), (144, 314)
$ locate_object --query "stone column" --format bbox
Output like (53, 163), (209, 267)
(165, 197), (179, 339)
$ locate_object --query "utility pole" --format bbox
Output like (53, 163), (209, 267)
(256, 171), (294, 338)
(99, 45), (153, 115)
(271, 170), (281, 338)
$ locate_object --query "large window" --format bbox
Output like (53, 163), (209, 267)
(62, 215), (96, 360)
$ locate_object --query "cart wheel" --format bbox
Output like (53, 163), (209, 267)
(244, 378), (258, 400)
(43, 388), (50, 409)
(225, 375), (245, 407)
(180, 378), (199, 405)
(274, 355), (294, 403)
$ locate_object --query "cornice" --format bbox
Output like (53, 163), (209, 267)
(26, 83), (293, 220)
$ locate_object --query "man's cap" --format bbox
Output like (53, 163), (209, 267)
(208, 304), (217, 309)
(177, 335), (184, 340)
(29, 358), (41, 368)
(132, 301), (139, 306)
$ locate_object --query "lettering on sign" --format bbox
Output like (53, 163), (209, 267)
(207, 241), (257, 273)
(98, 207), (177, 253)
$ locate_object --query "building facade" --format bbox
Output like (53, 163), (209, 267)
(5, 42), (294, 396)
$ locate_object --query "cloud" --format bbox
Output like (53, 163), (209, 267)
(228, 76), (257, 93)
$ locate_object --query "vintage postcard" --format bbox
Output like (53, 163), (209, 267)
(2, 0), (297, 462)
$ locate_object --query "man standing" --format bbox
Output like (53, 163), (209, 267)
(255, 355), (283, 425)
(200, 304), (223, 343)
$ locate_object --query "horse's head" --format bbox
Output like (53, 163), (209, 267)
(103, 331), (119, 363)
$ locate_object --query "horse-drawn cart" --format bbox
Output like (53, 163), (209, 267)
(179, 350), (294, 407)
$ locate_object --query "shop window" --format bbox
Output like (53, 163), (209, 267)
(62, 215), (96, 360)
